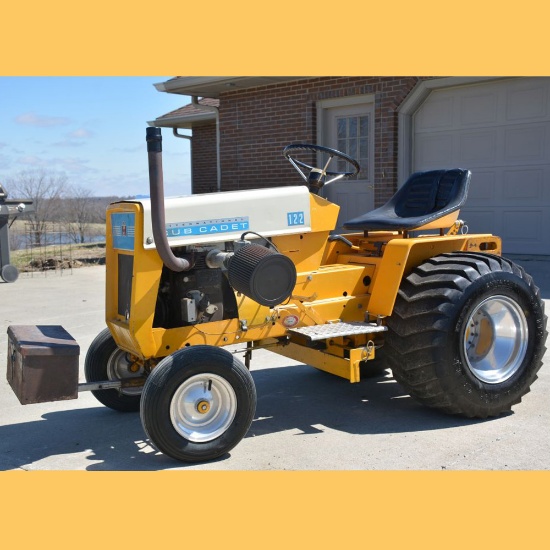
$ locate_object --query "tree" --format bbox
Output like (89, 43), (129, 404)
(6, 170), (68, 246)
(61, 184), (97, 243)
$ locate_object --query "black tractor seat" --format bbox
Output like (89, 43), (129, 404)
(343, 168), (471, 233)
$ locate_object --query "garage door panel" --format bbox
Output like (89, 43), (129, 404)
(467, 171), (496, 201)
(460, 92), (498, 125)
(506, 83), (547, 121)
(415, 96), (453, 130)
(501, 210), (543, 240)
(469, 168), (545, 206)
(503, 169), (544, 202)
(459, 131), (497, 164)
(504, 125), (547, 162)
(500, 208), (549, 254)
(415, 134), (454, 166)
(460, 207), (550, 254)
(413, 77), (550, 255)
(459, 208), (497, 236)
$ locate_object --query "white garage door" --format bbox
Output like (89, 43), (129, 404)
(413, 77), (550, 255)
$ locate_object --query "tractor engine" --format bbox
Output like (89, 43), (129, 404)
(153, 237), (298, 328)
(153, 247), (239, 328)
(105, 183), (312, 355)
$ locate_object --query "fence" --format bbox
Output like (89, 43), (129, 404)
(8, 222), (105, 277)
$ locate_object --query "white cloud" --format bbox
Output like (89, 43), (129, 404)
(54, 128), (94, 147)
(57, 157), (96, 174)
(0, 154), (11, 169)
(69, 128), (93, 139)
(16, 154), (97, 175)
(114, 145), (143, 153)
(53, 140), (86, 148)
(15, 112), (71, 127)
(18, 155), (47, 167)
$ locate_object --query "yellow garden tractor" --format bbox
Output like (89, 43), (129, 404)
(7, 127), (547, 463)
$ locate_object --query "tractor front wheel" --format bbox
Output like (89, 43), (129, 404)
(385, 253), (547, 418)
(140, 345), (256, 462)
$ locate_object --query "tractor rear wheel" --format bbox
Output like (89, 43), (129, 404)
(140, 345), (256, 462)
(385, 252), (547, 418)
(84, 328), (143, 412)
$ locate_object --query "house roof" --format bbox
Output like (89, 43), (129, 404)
(150, 77), (310, 129)
(154, 76), (308, 99)
(148, 97), (220, 129)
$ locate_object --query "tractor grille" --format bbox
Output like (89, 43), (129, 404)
(117, 254), (133, 318)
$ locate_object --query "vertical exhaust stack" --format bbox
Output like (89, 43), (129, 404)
(146, 127), (190, 272)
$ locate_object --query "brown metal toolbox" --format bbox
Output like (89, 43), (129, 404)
(7, 325), (80, 405)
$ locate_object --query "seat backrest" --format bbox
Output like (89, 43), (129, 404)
(343, 168), (470, 232)
(393, 169), (468, 218)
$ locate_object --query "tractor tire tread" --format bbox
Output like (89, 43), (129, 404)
(385, 252), (547, 418)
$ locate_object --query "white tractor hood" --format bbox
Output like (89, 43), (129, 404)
(136, 186), (312, 249)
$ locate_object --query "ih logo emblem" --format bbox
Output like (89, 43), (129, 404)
(112, 213), (135, 251)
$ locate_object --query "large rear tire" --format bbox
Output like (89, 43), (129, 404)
(385, 252), (547, 418)
(140, 345), (256, 462)
(84, 328), (143, 412)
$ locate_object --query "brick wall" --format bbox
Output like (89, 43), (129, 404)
(192, 77), (424, 207)
(191, 124), (218, 194)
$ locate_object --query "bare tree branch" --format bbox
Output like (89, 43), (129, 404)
(6, 170), (68, 246)
(61, 184), (94, 243)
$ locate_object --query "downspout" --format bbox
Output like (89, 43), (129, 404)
(191, 96), (221, 192)
(172, 128), (193, 193)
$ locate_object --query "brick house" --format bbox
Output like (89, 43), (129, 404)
(150, 76), (550, 255)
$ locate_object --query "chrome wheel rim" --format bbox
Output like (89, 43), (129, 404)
(463, 295), (528, 384)
(170, 374), (237, 443)
(107, 349), (143, 396)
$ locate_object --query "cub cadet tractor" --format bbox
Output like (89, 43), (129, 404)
(6, 127), (547, 463)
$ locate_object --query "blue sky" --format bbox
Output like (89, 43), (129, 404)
(0, 77), (192, 197)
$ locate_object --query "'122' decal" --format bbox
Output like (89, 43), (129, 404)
(287, 211), (305, 226)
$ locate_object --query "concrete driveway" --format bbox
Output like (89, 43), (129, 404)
(0, 259), (548, 471)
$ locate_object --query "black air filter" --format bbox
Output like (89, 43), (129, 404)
(228, 244), (296, 307)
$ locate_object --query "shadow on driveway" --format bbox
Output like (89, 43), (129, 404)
(0, 364), (494, 471)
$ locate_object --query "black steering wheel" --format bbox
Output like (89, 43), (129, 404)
(283, 143), (360, 193)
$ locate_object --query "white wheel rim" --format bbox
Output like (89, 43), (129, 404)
(463, 295), (528, 384)
(170, 374), (237, 443)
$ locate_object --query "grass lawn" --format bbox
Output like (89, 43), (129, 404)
(10, 241), (106, 270)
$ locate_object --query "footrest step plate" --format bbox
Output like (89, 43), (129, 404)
(288, 321), (387, 341)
